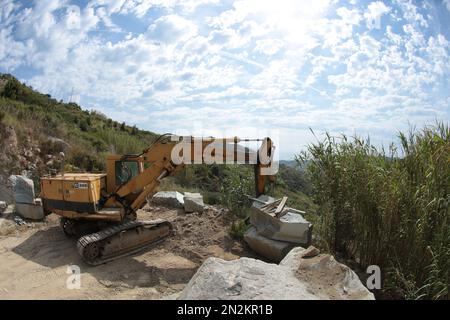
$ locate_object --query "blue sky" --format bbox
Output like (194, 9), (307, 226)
(1, 0), (449, 159)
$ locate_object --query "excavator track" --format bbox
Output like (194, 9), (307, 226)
(77, 219), (173, 266)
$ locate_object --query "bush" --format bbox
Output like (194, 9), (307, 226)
(299, 123), (450, 299)
(220, 166), (254, 216)
(229, 220), (249, 239)
(79, 119), (89, 132)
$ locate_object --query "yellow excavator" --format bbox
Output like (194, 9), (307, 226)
(39, 134), (276, 265)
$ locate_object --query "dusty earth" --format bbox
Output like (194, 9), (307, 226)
(0, 204), (255, 299)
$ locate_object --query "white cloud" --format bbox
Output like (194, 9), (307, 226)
(147, 14), (198, 44)
(395, 0), (429, 27)
(364, 1), (391, 29)
(254, 39), (284, 56)
(337, 7), (362, 25)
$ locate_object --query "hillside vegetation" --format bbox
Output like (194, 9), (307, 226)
(299, 124), (450, 299)
(0, 74), (157, 191)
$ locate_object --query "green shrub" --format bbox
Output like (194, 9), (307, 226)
(229, 220), (249, 239)
(220, 166), (254, 216)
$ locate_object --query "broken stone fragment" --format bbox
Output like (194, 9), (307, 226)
(183, 192), (204, 213)
(251, 194), (275, 209)
(0, 201), (7, 213)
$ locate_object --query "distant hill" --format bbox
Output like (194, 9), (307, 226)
(278, 160), (297, 167)
(279, 159), (310, 171)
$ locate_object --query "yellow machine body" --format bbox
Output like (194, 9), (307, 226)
(40, 155), (144, 221)
(40, 173), (106, 214)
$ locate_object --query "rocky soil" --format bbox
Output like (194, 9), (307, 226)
(0, 204), (253, 299)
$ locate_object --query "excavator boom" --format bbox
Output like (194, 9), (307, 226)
(106, 135), (275, 216)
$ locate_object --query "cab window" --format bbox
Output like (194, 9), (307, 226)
(115, 161), (139, 185)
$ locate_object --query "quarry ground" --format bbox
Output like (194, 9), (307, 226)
(0, 204), (255, 299)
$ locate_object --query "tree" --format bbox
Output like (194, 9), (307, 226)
(2, 79), (20, 99)
(79, 119), (89, 132)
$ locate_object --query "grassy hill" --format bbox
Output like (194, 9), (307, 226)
(0, 73), (157, 169)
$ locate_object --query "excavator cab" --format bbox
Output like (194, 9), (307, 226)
(105, 155), (144, 194)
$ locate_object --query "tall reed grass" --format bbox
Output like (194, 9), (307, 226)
(298, 123), (449, 299)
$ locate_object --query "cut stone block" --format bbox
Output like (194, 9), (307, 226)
(244, 226), (296, 262)
(151, 191), (184, 208)
(15, 202), (44, 220)
(250, 207), (312, 246)
(184, 192), (204, 213)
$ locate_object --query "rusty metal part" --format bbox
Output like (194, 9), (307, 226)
(77, 219), (173, 265)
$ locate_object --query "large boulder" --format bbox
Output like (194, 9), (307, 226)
(46, 136), (70, 151)
(8, 175), (35, 204)
(179, 246), (374, 300)
(183, 192), (204, 213)
(151, 191), (184, 209)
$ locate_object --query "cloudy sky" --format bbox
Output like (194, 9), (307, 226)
(1, 0), (449, 159)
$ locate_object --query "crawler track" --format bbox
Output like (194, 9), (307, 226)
(77, 219), (173, 265)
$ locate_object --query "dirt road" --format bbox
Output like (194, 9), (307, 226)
(0, 205), (253, 299)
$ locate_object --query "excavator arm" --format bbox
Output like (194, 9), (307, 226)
(104, 135), (276, 215)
